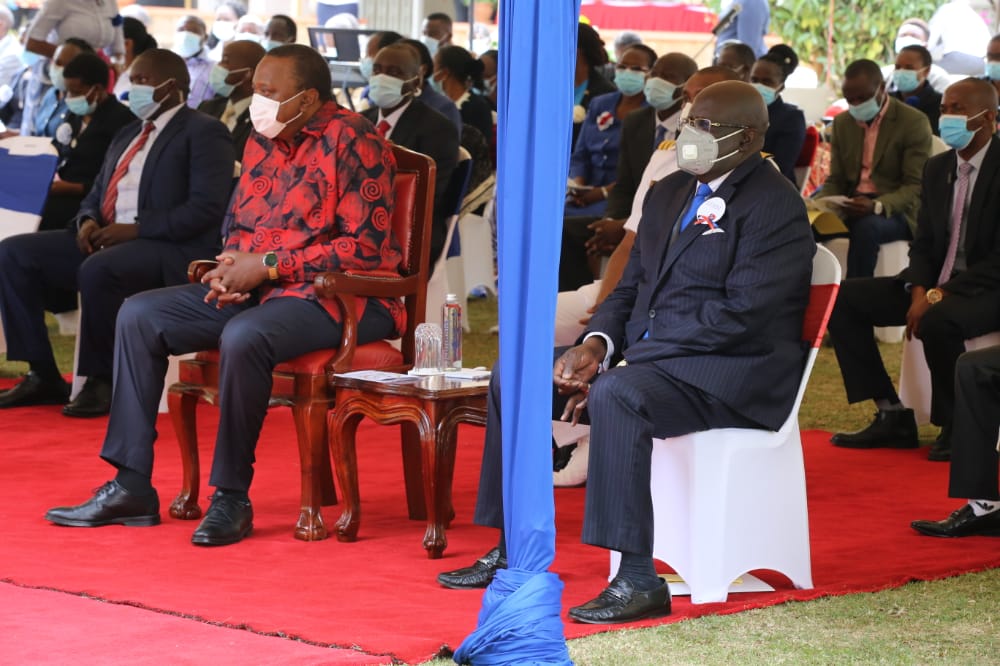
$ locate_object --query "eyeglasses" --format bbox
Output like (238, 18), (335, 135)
(683, 117), (750, 133)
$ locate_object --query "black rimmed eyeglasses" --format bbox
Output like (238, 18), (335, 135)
(683, 117), (750, 133)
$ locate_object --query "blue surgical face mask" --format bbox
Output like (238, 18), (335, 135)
(368, 73), (416, 109)
(752, 82), (778, 106)
(939, 110), (987, 150)
(262, 39), (285, 53)
(65, 86), (96, 116)
(643, 77), (678, 111)
(420, 34), (440, 58)
(574, 80), (587, 106)
(986, 61), (1000, 81)
(429, 73), (445, 95)
(892, 68), (921, 93)
(848, 94), (882, 122)
(359, 56), (374, 81)
(49, 64), (66, 92)
(20, 49), (42, 68)
(128, 78), (173, 120)
(173, 30), (203, 59)
(210, 64), (248, 97)
(615, 69), (646, 97)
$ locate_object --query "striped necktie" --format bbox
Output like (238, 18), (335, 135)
(100, 121), (155, 224)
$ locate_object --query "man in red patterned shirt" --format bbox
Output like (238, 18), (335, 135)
(45, 45), (403, 547)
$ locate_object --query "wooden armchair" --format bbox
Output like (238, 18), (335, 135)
(166, 143), (436, 541)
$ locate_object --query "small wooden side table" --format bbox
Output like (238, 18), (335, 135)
(328, 373), (489, 558)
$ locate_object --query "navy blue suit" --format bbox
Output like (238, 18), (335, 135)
(763, 96), (806, 184)
(474, 153), (816, 555)
(0, 105), (235, 380)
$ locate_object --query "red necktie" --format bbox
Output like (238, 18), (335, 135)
(100, 121), (155, 224)
(376, 120), (391, 137)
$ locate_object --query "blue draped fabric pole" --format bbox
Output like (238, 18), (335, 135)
(453, 1), (579, 664)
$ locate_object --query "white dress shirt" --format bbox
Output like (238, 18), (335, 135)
(927, 0), (990, 60)
(114, 101), (184, 225)
(376, 99), (412, 140)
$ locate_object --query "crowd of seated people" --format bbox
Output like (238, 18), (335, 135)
(1, 5), (999, 598)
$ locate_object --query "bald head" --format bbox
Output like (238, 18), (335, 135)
(946, 77), (999, 114)
(682, 66), (741, 105)
(224, 38), (265, 69)
(693, 80), (768, 132)
(134, 48), (190, 94)
(650, 53), (698, 85)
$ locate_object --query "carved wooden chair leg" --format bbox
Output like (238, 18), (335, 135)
(400, 421), (427, 520)
(332, 409), (366, 542)
(167, 388), (203, 520)
(292, 399), (331, 541)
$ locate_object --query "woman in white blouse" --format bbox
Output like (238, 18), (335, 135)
(24, 0), (125, 63)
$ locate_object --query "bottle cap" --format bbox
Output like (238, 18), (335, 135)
(445, 293), (458, 302)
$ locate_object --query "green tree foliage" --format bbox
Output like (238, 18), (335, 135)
(707, 1), (941, 82)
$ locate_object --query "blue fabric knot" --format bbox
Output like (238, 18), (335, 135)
(679, 183), (714, 231)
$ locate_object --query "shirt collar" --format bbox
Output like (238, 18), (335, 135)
(455, 90), (471, 108)
(377, 99), (413, 128)
(960, 138), (990, 171)
(226, 95), (252, 118)
(150, 101), (185, 132)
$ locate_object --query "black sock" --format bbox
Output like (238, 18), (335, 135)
(115, 466), (154, 496)
(497, 530), (507, 560)
(616, 552), (660, 591)
(215, 487), (249, 501)
(29, 359), (62, 383)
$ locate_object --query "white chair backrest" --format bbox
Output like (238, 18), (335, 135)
(812, 243), (841, 286)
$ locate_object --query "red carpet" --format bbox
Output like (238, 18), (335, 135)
(1, 396), (999, 664)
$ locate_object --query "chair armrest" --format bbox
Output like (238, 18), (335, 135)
(188, 260), (219, 284)
(314, 271), (420, 299)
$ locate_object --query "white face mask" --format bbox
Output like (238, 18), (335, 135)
(173, 30), (204, 59)
(249, 90), (305, 139)
(675, 123), (744, 175)
(212, 20), (236, 42)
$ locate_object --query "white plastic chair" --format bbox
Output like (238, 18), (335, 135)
(898, 331), (1000, 426)
(610, 244), (841, 604)
(822, 238), (909, 342)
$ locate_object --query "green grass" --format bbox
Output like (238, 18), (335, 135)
(4, 300), (994, 665)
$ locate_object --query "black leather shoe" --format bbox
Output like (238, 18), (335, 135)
(437, 546), (507, 589)
(191, 491), (253, 546)
(831, 409), (918, 449)
(568, 576), (671, 624)
(62, 377), (112, 418)
(0, 371), (70, 409)
(45, 480), (160, 527)
(927, 425), (952, 462)
(911, 504), (1000, 537)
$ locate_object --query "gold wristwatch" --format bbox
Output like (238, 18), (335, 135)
(926, 288), (944, 304)
(262, 252), (279, 281)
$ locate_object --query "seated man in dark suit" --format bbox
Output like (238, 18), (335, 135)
(911, 346), (1000, 537)
(197, 39), (265, 159)
(566, 52), (699, 272)
(889, 44), (941, 135)
(828, 78), (1000, 462)
(0, 49), (235, 416)
(41, 52), (136, 231)
(44, 45), (402, 547)
(363, 42), (458, 262)
(813, 59), (931, 278)
(438, 81), (815, 624)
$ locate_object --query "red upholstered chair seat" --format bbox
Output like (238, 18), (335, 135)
(167, 144), (436, 542)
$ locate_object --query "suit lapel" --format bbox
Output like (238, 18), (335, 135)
(138, 107), (188, 206)
(870, 98), (895, 172)
(655, 155), (763, 287)
(390, 103), (419, 146)
(964, 137), (1000, 250)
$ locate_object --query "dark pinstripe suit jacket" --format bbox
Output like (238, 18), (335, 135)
(586, 153), (815, 430)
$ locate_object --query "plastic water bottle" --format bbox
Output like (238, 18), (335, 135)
(442, 293), (463, 370)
